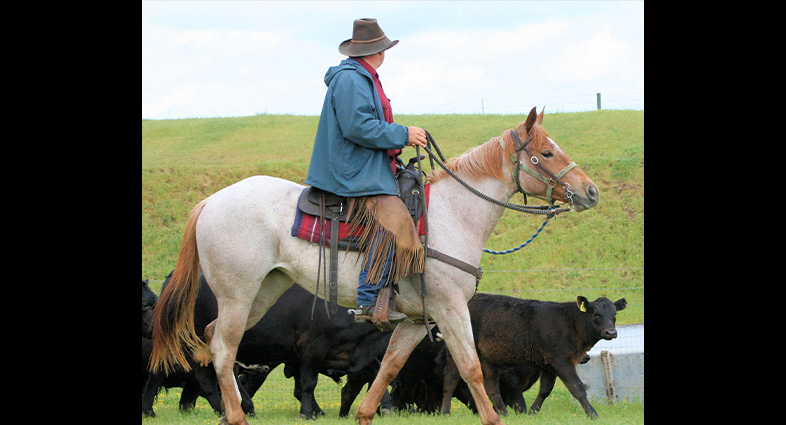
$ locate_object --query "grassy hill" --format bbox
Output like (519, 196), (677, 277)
(142, 110), (643, 323)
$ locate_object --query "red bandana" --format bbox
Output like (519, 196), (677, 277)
(353, 58), (401, 172)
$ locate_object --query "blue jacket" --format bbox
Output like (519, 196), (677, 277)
(305, 58), (408, 197)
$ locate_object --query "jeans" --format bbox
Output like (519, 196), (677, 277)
(356, 229), (394, 306)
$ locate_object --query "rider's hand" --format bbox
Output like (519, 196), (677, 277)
(407, 126), (427, 148)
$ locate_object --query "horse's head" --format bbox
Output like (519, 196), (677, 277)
(508, 107), (599, 212)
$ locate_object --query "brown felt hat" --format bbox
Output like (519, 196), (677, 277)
(338, 18), (399, 57)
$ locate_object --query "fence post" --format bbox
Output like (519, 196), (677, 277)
(596, 93), (602, 110)
(601, 350), (616, 404)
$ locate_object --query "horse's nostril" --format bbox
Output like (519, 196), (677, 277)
(587, 185), (598, 201)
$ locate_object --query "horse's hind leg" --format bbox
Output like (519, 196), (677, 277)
(208, 296), (253, 425)
(356, 322), (427, 425)
(207, 270), (293, 425)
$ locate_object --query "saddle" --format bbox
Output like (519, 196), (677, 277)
(297, 156), (427, 227)
(292, 157), (428, 330)
(298, 187), (351, 222)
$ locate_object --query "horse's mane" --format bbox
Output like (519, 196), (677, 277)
(428, 123), (548, 184)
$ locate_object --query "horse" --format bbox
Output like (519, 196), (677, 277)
(150, 107), (599, 425)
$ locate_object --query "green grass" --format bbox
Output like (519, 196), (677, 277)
(142, 362), (643, 425)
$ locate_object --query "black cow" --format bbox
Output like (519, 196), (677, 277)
(442, 293), (626, 418)
(142, 279), (228, 417)
(142, 280), (157, 392)
(142, 279), (157, 338)
(165, 271), (393, 419)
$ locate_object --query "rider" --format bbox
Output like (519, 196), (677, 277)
(304, 18), (427, 326)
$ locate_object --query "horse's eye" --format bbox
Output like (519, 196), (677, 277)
(542, 151), (553, 158)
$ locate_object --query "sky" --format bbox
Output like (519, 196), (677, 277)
(142, 1), (643, 119)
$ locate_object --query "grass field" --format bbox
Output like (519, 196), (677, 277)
(141, 110), (644, 423)
(142, 363), (644, 425)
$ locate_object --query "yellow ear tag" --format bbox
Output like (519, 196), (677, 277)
(579, 301), (586, 312)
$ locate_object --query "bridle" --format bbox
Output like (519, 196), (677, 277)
(506, 129), (578, 209)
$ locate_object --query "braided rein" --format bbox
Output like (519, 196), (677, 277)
(420, 131), (570, 255)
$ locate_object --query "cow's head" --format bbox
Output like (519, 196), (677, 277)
(142, 279), (158, 338)
(576, 296), (627, 340)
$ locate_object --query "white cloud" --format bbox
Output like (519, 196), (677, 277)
(142, 1), (643, 118)
(142, 17), (334, 118)
(382, 15), (641, 114)
(554, 29), (630, 82)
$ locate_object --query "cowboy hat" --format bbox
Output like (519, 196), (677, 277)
(338, 18), (399, 57)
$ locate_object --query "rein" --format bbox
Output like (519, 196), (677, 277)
(419, 130), (575, 255)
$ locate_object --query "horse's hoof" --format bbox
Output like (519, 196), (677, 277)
(356, 412), (373, 425)
(218, 417), (249, 425)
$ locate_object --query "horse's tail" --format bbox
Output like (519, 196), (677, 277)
(149, 199), (209, 374)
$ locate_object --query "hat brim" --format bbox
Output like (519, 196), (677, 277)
(338, 37), (398, 57)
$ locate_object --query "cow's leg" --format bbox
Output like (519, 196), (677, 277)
(481, 361), (507, 416)
(529, 370), (555, 414)
(356, 321), (427, 425)
(435, 303), (503, 425)
(499, 373), (527, 413)
(504, 367), (539, 413)
(193, 363), (227, 416)
(555, 365), (598, 418)
(141, 371), (165, 417)
(379, 388), (393, 415)
(340, 367), (372, 417)
(236, 377), (256, 417)
(178, 381), (200, 412)
(339, 377), (363, 417)
(440, 351), (461, 414)
(297, 363), (324, 419)
(240, 363), (277, 398)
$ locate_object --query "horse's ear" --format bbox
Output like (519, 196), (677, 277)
(524, 107), (538, 133)
(536, 107), (545, 125)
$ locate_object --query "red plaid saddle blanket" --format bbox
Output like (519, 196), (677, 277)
(290, 185), (429, 251)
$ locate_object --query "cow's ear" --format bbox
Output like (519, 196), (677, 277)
(576, 296), (590, 313)
(614, 298), (627, 311)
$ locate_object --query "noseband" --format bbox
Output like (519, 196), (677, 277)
(505, 130), (577, 208)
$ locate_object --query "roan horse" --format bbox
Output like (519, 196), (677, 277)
(150, 107), (599, 425)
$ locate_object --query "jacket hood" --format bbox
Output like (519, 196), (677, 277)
(324, 58), (368, 86)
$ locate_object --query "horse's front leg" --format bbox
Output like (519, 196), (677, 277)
(437, 304), (504, 425)
(356, 321), (426, 425)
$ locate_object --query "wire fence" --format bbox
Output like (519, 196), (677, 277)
(146, 266), (645, 310)
(395, 92), (644, 115)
